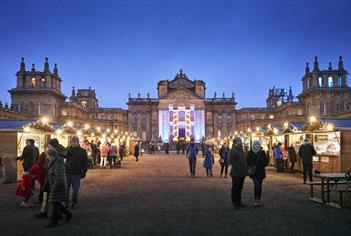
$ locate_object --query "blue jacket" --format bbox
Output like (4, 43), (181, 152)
(186, 144), (199, 159)
(203, 150), (214, 169)
(273, 146), (283, 160)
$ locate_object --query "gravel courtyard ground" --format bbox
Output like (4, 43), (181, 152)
(0, 153), (350, 236)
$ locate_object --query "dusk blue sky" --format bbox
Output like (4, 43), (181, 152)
(0, 0), (350, 109)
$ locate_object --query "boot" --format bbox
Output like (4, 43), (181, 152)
(253, 198), (261, 207)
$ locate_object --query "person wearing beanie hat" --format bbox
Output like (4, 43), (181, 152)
(66, 136), (88, 209)
(228, 137), (248, 209)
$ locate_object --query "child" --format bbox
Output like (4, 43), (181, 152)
(203, 145), (215, 177)
(16, 165), (38, 207)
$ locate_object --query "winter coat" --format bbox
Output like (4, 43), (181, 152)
(108, 145), (118, 157)
(20, 145), (39, 171)
(186, 144), (199, 159)
(15, 165), (37, 198)
(134, 144), (140, 157)
(100, 144), (109, 157)
(273, 146), (283, 160)
(35, 152), (48, 186)
(287, 147), (297, 163)
(219, 146), (229, 166)
(203, 150), (214, 169)
(66, 145), (88, 175)
(229, 147), (248, 177)
(247, 150), (269, 179)
(47, 156), (67, 203)
(298, 143), (316, 164)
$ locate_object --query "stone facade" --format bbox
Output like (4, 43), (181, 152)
(236, 56), (350, 131)
(9, 58), (66, 118)
(298, 56), (351, 117)
(128, 70), (236, 142)
(3, 57), (351, 137)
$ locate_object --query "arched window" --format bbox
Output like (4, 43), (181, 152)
(328, 77), (334, 87)
(41, 78), (46, 88)
(131, 113), (137, 123)
(318, 77), (323, 87)
(338, 76), (342, 87)
(31, 78), (36, 87)
(306, 79), (311, 89)
(81, 101), (87, 107)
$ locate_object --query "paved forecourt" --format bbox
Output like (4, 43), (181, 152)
(0, 153), (350, 236)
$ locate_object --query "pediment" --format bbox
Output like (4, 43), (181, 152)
(160, 88), (202, 100)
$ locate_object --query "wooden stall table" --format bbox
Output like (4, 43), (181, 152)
(310, 173), (347, 208)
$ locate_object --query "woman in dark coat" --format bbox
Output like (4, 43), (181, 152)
(46, 148), (72, 227)
(247, 140), (269, 207)
(219, 142), (230, 178)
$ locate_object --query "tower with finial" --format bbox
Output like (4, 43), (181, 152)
(9, 57), (66, 119)
(299, 56), (350, 117)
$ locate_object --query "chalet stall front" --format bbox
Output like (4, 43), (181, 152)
(0, 119), (53, 183)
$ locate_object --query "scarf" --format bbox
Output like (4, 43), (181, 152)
(252, 140), (261, 154)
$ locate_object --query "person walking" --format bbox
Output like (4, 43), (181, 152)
(35, 138), (67, 219)
(247, 140), (269, 207)
(46, 148), (72, 227)
(201, 142), (206, 158)
(134, 142), (140, 161)
(65, 136), (88, 209)
(273, 143), (283, 172)
(186, 138), (199, 178)
(165, 142), (170, 154)
(203, 144), (214, 177)
(287, 144), (297, 173)
(298, 138), (316, 184)
(100, 141), (109, 168)
(229, 137), (248, 209)
(219, 142), (230, 178)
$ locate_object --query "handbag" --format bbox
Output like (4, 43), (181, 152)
(248, 156), (259, 176)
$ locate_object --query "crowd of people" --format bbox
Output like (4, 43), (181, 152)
(15, 136), (87, 227)
(272, 138), (316, 183)
(13, 134), (319, 227)
(14, 136), (131, 227)
(185, 136), (317, 209)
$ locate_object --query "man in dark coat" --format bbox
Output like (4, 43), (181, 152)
(229, 137), (248, 208)
(66, 136), (88, 209)
(298, 138), (316, 184)
(46, 148), (72, 227)
(186, 139), (199, 177)
(18, 139), (39, 171)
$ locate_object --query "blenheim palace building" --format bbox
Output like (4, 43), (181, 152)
(1, 56), (350, 142)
